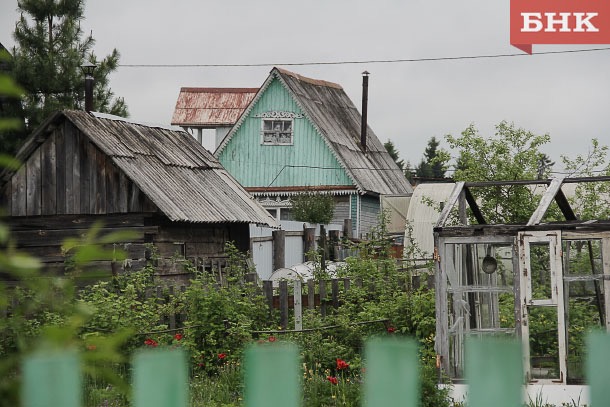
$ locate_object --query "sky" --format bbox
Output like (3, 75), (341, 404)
(1, 0), (610, 174)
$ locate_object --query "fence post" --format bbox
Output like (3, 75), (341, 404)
(133, 349), (188, 407)
(307, 279), (315, 310)
(244, 342), (300, 407)
(22, 350), (81, 407)
(272, 230), (285, 271)
(263, 280), (274, 315)
(364, 338), (419, 407)
(294, 280), (302, 331)
(279, 280), (289, 330)
(303, 227), (316, 261)
(466, 337), (522, 407)
(319, 279), (327, 317)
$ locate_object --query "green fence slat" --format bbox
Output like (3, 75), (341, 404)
(22, 349), (81, 407)
(466, 337), (523, 407)
(587, 331), (610, 407)
(364, 337), (419, 407)
(133, 348), (188, 407)
(244, 342), (300, 407)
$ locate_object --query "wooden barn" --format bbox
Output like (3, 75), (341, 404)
(0, 110), (277, 283)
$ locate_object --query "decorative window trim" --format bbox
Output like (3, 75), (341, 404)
(253, 111), (304, 119)
(261, 118), (294, 146)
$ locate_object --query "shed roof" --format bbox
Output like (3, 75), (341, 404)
(4, 110), (278, 226)
(216, 68), (413, 196)
(171, 87), (258, 127)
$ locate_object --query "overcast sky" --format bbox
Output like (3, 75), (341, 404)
(2, 0), (609, 173)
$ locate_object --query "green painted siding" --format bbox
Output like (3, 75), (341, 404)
(218, 79), (353, 188)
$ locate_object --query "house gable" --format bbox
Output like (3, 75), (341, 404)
(216, 77), (353, 189)
(1, 116), (156, 217)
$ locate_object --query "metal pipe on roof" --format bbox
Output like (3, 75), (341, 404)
(361, 71), (370, 154)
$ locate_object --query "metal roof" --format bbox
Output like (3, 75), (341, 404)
(171, 87), (258, 127)
(7, 110), (278, 227)
(216, 68), (413, 196)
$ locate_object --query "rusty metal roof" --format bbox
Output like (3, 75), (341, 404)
(7, 110), (277, 226)
(171, 87), (258, 127)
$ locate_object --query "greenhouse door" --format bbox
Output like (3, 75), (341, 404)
(518, 231), (567, 383)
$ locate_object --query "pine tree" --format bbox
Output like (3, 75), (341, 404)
(383, 139), (405, 171)
(415, 136), (448, 180)
(9, 0), (127, 152)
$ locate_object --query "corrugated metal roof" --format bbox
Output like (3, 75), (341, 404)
(171, 87), (258, 127)
(404, 183), (456, 256)
(274, 68), (413, 196)
(10, 110), (277, 227)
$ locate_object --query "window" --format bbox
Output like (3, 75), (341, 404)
(262, 119), (293, 145)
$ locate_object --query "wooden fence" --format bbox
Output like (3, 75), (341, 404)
(20, 333), (610, 406)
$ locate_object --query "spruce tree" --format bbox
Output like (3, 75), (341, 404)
(9, 0), (127, 152)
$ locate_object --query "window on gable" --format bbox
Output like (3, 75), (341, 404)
(261, 119), (293, 145)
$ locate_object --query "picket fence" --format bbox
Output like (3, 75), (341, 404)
(21, 333), (610, 407)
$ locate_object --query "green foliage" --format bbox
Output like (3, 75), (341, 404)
(415, 136), (449, 180)
(445, 121), (554, 224)
(291, 191), (336, 224)
(561, 139), (610, 220)
(383, 139), (405, 171)
(11, 0), (128, 143)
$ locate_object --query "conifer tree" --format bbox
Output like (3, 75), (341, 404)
(8, 0), (127, 152)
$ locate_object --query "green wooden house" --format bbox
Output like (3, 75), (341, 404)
(215, 68), (412, 238)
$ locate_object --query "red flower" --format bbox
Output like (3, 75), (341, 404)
(268, 336), (276, 342)
(144, 338), (158, 347)
(387, 326), (396, 333)
(336, 358), (349, 370)
(218, 353), (227, 360)
(86, 344), (96, 351)
(327, 376), (338, 385)
(174, 333), (183, 341)
(197, 363), (205, 368)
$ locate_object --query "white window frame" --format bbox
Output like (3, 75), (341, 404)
(261, 118), (293, 146)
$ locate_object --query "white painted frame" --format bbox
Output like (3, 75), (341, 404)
(518, 231), (567, 384)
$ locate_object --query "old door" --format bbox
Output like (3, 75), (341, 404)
(518, 231), (567, 383)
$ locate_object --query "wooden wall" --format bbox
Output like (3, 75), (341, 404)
(2, 120), (157, 217)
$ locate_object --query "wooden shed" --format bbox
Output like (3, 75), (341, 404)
(0, 110), (277, 283)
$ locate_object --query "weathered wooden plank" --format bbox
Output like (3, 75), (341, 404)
(1, 180), (10, 214)
(63, 121), (74, 213)
(55, 127), (66, 215)
(307, 279), (315, 310)
(106, 158), (119, 213)
(11, 164), (26, 216)
(11, 226), (156, 247)
(69, 126), (80, 213)
(279, 280), (288, 330)
(527, 176), (565, 226)
(436, 181), (464, 228)
(41, 135), (57, 215)
(6, 213), (148, 230)
(26, 148), (41, 216)
(79, 135), (90, 213)
(88, 144), (98, 214)
(293, 280), (302, 331)
(129, 182), (142, 212)
(96, 147), (107, 214)
(118, 169), (129, 212)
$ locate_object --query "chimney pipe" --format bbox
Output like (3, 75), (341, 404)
(81, 61), (96, 112)
(361, 71), (369, 154)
